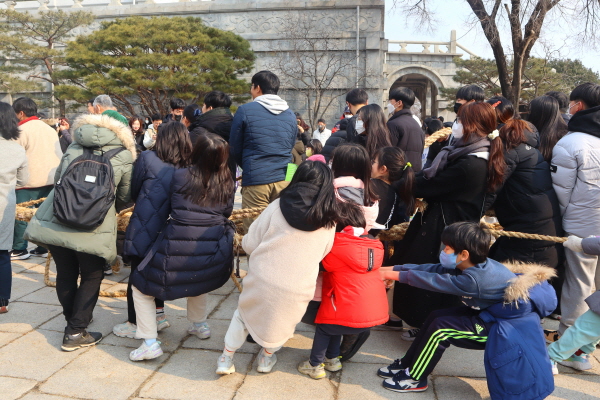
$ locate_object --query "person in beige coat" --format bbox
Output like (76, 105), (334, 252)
(217, 161), (337, 375)
(11, 97), (61, 260)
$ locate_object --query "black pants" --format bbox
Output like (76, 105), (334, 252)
(401, 306), (492, 381)
(0, 250), (11, 307)
(47, 245), (105, 335)
(126, 257), (163, 324)
(309, 324), (369, 366)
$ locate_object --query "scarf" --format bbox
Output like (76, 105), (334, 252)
(423, 135), (491, 180)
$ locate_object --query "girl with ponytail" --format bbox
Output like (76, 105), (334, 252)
(485, 97), (563, 314)
(388, 102), (506, 334)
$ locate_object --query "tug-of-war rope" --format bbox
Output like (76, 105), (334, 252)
(14, 127), (566, 297)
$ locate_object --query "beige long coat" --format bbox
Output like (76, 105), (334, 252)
(239, 198), (335, 348)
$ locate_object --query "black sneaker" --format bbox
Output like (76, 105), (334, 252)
(378, 359), (405, 378)
(103, 263), (113, 276)
(29, 247), (48, 257)
(401, 328), (420, 342)
(380, 318), (404, 330)
(383, 375), (428, 393)
(340, 330), (371, 361)
(246, 334), (256, 344)
(61, 331), (102, 352)
(10, 249), (30, 260)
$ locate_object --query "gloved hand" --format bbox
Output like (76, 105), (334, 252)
(563, 235), (583, 253)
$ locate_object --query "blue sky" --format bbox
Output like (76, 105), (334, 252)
(383, 0), (599, 73)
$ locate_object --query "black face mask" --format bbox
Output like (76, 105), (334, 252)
(174, 114), (182, 122)
(453, 102), (462, 114)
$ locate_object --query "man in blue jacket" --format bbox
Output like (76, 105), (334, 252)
(229, 70), (297, 229)
(377, 222), (555, 398)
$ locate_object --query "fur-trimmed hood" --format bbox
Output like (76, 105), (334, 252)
(502, 261), (556, 304)
(72, 114), (137, 161)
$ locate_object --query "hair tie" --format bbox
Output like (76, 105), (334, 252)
(403, 162), (412, 171)
(488, 129), (500, 140)
(491, 101), (501, 108)
(193, 108), (202, 117)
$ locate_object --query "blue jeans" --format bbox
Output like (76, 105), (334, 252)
(0, 250), (11, 306)
(548, 309), (600, 360)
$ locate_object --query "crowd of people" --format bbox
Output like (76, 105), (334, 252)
(1, 68), (600, 398)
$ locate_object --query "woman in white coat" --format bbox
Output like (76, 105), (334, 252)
(217, 161), (337, 375)
(0, 102), (28, 313)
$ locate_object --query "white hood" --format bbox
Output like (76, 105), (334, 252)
(254, 94), (289, 115)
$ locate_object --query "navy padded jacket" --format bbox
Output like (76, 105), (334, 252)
(123, 150), (176, 258)
(229, 101), (297, 186)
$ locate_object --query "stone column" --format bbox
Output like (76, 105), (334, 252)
(38, 0), (50, 10)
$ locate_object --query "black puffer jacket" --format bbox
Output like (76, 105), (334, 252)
(489, 131), (563, 268)
(322, 130), (347, 162)
(387, 109), (425, 172)
(130, 167), (235, 301)
(123, 150), (176, 258)
(189, 108), (236, 178)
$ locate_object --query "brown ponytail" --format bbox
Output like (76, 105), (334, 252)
(374, 147), (416, 215)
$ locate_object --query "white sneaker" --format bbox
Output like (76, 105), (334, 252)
(551, 360), (559, 375)
(256, 348), (277, 373)
(188, 322), (211, 339)
(558, 353), (592, 371)
(129, 341), (163, 361)
(216, 354), (235, 375)
(113, 322), (137, 338)
(156, 314), (170, 332)
(401, 329), (420, 342)
(324, 356), (342, 372)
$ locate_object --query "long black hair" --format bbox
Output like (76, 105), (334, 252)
(373, 146), (415, 215)
(154, 121), (192, 168)
(0, 102), (20, 140)
(331, 143), (378, 206)
(279, 161), (337, 229)
(529, 95), (568, 162)
(183, 132), (234, 207)
(357, 104), (392, 157)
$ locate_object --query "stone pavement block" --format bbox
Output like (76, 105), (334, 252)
(348, 329), (410, 365)
(550, 373), (600, 399)
(40, 305), (127, 338)
(209, 292), (239, 320)
(18, 262), (49, 275)
(10, 272), (47, 301)
(139, 348), (252, 400)
(433, 377), (490, 399)
(0, 302), (62, 333)
(40, 343), (162, 400)
(234, 347), (336, 400)
(97, 296), (128, 310)
(210, 277), (236, 296)
(103, 315), (191, 353)
(182, 318), (260, 354)
(20, 393), (75, 400)
(10, 264), (27, 274)
(0, 376), (38, 400)
(433, 347), (487, 378)
(338, 362), (436, 400)
(0, 329), (81, 380)
(19, 286), (61, 306)
(0, 331), (24, 349)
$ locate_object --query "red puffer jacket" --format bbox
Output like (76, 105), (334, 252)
(315, 229), (389, 328)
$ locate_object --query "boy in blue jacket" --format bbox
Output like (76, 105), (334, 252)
(377, 221), (517, 393)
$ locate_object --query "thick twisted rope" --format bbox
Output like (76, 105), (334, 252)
(424, 127), (452, 148)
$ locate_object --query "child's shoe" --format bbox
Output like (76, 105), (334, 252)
(378, 359), (405, 378)
(324, 356), (342, 372)
(113, 322), (137, 338)
(216, 354), (235, 375)
(383, 375), (428, 393)
(558, 353), (592, 371)
(188, 322), (211, 339)
(401, 328), (420, 342)
(297, 360), (327, 379)
(156, 314), (170, 331)
(130, 341), (163, 361)
(256, 348), (277, 373)
(551, 360), (559, 375)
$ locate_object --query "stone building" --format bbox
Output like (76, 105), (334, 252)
(1, 0), (474, 126)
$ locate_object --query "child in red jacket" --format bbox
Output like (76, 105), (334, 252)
(298, 202), (389, 379)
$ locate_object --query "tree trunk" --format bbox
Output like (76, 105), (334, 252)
(59, 98), (66, 116)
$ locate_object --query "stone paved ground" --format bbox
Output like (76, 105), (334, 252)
(1, 190), (599, 399)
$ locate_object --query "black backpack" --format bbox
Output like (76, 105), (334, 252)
(53, 147), (125, 230)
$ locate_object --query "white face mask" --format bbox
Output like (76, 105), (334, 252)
(452, 120), (464, 140)
(355, 119), (365, 135)
(344, 114), (352, 119)
(387, 102), (396, 115)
